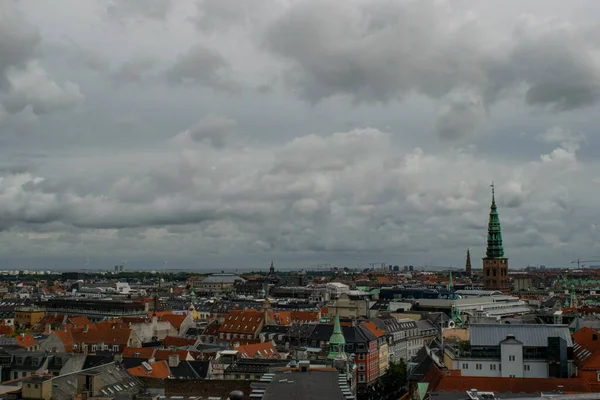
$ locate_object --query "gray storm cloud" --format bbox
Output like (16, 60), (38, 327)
(0, 0), (599, 269)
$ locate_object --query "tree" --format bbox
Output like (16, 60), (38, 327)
(379, 360), (408, 397)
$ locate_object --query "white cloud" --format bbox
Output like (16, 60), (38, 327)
(2, 62), (83, 115)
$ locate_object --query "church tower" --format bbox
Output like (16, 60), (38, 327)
(465, 248), (472, 277)
(327, 313), (347, 361)
(482, 183), (509, 292)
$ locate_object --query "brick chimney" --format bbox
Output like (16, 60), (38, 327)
(168, 354), (180, 367)
(45, 324), (52, 335)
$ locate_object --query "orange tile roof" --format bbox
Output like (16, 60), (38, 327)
(573, 326), (600, 369)
(435, 376), (593, 394)
(158, 314), (187, 329)
(54, 330), (76, 351)
(127, 360), (170, 379)
(122, 347), (156, 358)
(15, 334), (36, 348)
(290, 311), (320, 323)
(163, 336), (196, 348)
(71, 325), (132, 346)
(362, 321), (385, 338)
(219, 310), (264, 335)
(269, 311), (291, 326)
(68, 316), (92, 328)
(235, 342), (279, 359)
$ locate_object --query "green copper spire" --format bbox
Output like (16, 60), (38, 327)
(327, 313), (346, 360)
(451, 305), (463, 326)
(448, 271), (459, 300)
(486, 183), (505, 258)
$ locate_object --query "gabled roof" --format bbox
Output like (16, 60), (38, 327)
(53, 330), (76, 352)
(158, 314), (187, 329)
(290, 311), (320, 323)
(127, 360), (170, 379)
(434, 375), (593, 394)
(71, 325), (132, 346)
(235, 342), (279, 359)
(362, 321), (385, 338)
(573, 326), (600, 369)
(15, 334), (36, 348)
(67, 316), (92, 328)
(219, 310), (264, 334)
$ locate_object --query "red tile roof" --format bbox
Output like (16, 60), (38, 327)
(573, 326), (600, 369)
(127, 360), (170, 379)
(435, 376), (593, 394)
(160, 314), (188, 329)
(362, 321), (385, 338)
(122, 347), (156, 358)
(269, 311), (291, 326)
(235, 342), (279, 359)
(15, 334), (36, 348)
(219, 310), (264, 335)
(71, 325), (132, 346)
(0, 326), (15, 335)
(68, 316), (92, 328)
(290, 311), (320, 323)
(53, 330), (76, 351)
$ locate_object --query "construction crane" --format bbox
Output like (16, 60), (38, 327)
(571, 258), (600, 269)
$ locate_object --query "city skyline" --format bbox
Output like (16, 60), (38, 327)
(1, 1), (600, 270)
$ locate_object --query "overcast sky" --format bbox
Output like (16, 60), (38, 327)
(1, 0), (600, 272)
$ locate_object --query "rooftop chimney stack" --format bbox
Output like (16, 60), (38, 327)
(168, 354), (180, 368)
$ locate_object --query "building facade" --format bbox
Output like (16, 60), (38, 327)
(445, 324), (574, 379)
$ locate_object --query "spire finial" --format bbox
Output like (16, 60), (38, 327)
(491, 181), (495, 204)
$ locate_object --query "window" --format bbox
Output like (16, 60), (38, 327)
(475, 364), (482, 370)
(359, 374), (366, 383)
(524, 365), (530, 371)
(509, 355), (515, 361)
(112, 345), (119, 352)
(490, 364), (496, 371)
(462, 363), (468, 369)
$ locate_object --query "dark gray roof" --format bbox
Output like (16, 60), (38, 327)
(470, 324), (573, 347)
(50, 362), (143, 400)
(262, 371), (345, 400)
(200, 274), (245, 284)
(169, 360), (210, 379)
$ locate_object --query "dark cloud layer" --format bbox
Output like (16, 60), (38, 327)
(0, 0), (600, 270)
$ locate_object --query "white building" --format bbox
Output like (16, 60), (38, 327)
(326, 282), (350, 299)
(445, 324), (574, 379)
